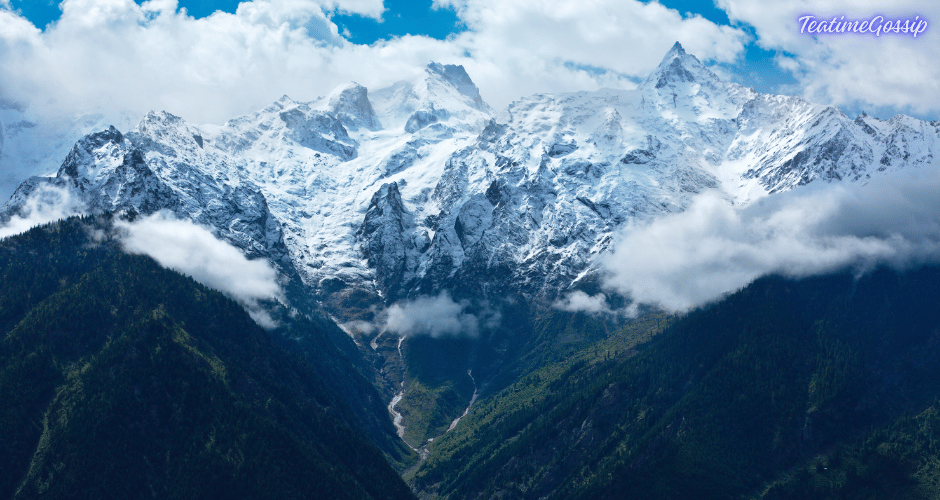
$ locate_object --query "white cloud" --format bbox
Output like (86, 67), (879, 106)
(0, 184), (82, 239)
(3, 0), (929, 144)
(0, 0), (346, 126)
(0, 0), (746, 196)
(443, 0), (747, 108)
(340, 319), (377, 335)
(384, 291), (479, 338)
(326, 0), (384, 18)
(116, 211), (283, 327)
(553, 290), (615, 316)
(0, 0), (746, 126)
(716, 0), (940, 117)
(602, 167), (940, 312)
(455, 0), (745, 68)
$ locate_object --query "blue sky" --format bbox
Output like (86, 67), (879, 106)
(11, 0), (462, 38)
(11, 0), (244, 25)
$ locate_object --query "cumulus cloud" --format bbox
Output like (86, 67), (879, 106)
(436, 0), (748, 107)
(603, 168), (940, 312)
(340, 319), (377, 336)
(0, 184), (82, 239)
(116, 211), (283, 328)
(553, 290), (616, 316)
(384, 291), (480, 338)
(1, 0), (929, 163)
(0, 0), (346, 126)
(716, 0), (940, 117)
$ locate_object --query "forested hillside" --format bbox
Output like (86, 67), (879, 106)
(0, 215), (414, 499)
(412, 266), (940, 499)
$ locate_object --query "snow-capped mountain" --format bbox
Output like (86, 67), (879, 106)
(0, 103), (143, 201)
(4, 44), (940, 317)
(370, 61), (493, 133)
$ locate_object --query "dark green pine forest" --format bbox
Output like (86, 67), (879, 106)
(410, 266), (940, 499)
(7, 214), (940, 500)
(0, 215), (414, 500)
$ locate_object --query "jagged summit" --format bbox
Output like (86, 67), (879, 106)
(324, 82), (381, 131)
(213, 93), (359, 160)
(658, 40), (688, 63)
(639, 41), (723, 91)
(140, 110), (184, 125)
(370, 62), (494, 133)
(635, 42), (753, 118)
(425, 62), (489, 112)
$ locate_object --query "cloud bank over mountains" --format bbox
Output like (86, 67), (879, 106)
(601, 165), (940, 312)
(717, 0), (940, 117)
(2, 0), (936, 201)
(0, 183), (81, 239)
(0, 0), (743, 127)
(1, 0), (935, 129)
(2, 0), (939, 325)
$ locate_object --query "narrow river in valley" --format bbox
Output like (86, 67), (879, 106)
(383, 335), (479, 462)
(386, 336), (409, 441)
(447, 370), (478, 432)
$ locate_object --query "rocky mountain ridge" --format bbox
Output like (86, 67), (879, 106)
(3, 44), (939, 323)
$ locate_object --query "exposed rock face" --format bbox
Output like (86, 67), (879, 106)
(326, 82), (382, 131)
(357, 182), (419, 299)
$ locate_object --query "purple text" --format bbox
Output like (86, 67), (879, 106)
(799, 15), (928, 37)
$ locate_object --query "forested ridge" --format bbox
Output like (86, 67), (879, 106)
(7, 214), (940, 499)
(0, 215), (414, 499)
(412, 266), (940, 499)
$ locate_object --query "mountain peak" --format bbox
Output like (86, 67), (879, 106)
(138, 111), (187, 132)
(638, 41), (722, 91)
(425, 62), (489, 112)
(370, 61), (493, 132)
(667, 41), (686, 57)
(143, 110), (182, 122)
(325, 82), (381, 131)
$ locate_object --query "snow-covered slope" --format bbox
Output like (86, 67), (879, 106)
(4, 46), (940, 316)
(371, 62), (493, 134)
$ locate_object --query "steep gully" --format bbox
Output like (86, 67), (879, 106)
(377, 334), (479, 453)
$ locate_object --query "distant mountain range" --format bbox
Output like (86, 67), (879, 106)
(4, 42), (938, 316)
